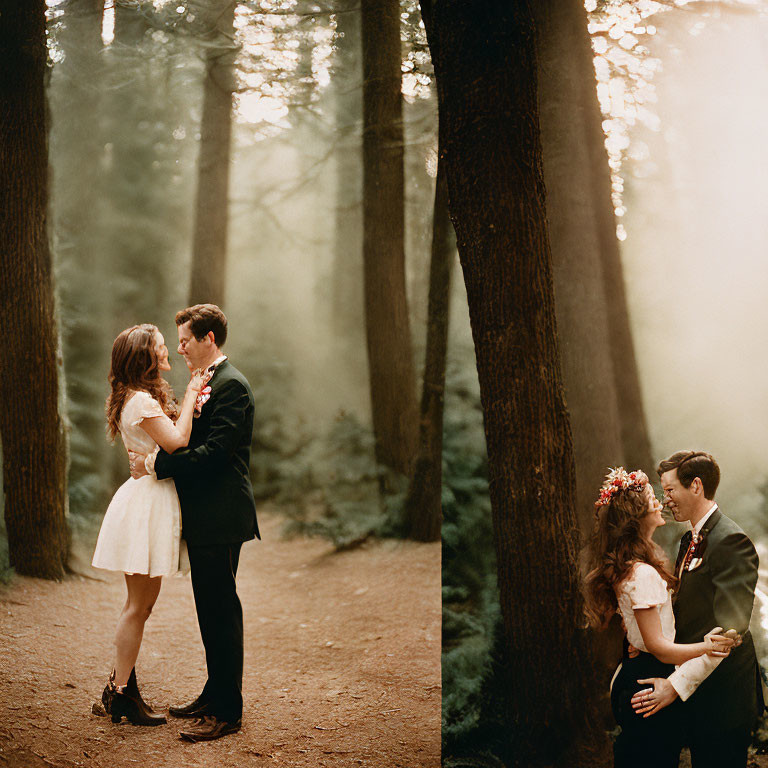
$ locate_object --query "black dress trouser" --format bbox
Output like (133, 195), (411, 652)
(687, 735), (749, 768)
(187, 542), (244, 722)
(611, 651), (684, 768)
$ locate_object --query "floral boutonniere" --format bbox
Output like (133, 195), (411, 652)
(684, 535), (708, 573)
(193, 370), (214, 418)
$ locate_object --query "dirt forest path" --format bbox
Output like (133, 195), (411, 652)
(0, 513), (440, 768)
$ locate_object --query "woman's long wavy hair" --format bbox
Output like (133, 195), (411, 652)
(583, 472), (676, 630)
(105, 324), (179, 440)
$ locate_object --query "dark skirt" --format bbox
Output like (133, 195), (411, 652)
(610, 651), (684, 768)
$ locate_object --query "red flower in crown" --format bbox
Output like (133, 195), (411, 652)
(594, 467), (648, 508)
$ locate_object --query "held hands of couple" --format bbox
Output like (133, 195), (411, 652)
(128, 450), (151, 479)
(703, 626), (741, 657)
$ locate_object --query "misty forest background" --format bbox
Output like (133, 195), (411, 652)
(3, 0), (768, 765)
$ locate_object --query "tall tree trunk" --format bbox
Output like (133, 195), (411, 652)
(535, 0), (654, 537)
(405, 157), (453, 542)
(113, 0), (148, 42)
(0, 0), (69, 579)
(423, 0), (607, 764)
(582, 48), (653, 476)
(188, 0), (237, 307)
(535, 0), (624, 537)
(536, 0), (652, 681)
(361, 0), (419, 475)
(330, 0), (365, 353)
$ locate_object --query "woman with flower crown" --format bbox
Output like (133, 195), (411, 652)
(583, 468), (736, 768)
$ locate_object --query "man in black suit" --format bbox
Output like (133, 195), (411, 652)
(631, 451), (762, 768)
(131, 304), (259, 742)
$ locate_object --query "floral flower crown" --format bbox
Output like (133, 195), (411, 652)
(594, 467), (647, 508)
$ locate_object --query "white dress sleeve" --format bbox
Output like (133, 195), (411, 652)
(124, 392), (166, 426)
(626, 563), (669, 609)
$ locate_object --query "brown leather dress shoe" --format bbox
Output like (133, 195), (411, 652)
(179, 715), (241, 742)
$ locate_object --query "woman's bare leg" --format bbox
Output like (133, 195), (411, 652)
(113, 574), (162, 687)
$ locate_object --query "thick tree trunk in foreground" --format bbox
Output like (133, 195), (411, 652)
(361, 0), (419, 475)
(0, 1), (69, 579)
(423, 0), (607, 764)
(405, 158), (453, 542)
(188, 0), (237, 307)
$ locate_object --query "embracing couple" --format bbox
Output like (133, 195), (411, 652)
(91, 303), (260, 742)
(585, 451), (764, 768)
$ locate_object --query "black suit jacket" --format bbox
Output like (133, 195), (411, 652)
(154, 359), (260, 546)
(673, 508), (761, 735)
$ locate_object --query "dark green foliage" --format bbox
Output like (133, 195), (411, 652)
(440, 362), (499, 748)
(443, 755), (507, 768)
(248, 361), (304, 502)
(260, 408), (409, 549)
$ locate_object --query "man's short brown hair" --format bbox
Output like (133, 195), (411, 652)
(175, 303), (228, 347)
(657, 450), (720, 500)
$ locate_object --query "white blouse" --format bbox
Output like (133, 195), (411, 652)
(615, 562), (676, 652)
(614, 561), (722, 701)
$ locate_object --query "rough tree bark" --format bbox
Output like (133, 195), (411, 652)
(188, 0), (237, 307)
(404, 157), (453, 542)
(0, 0), (69, 579)
(422, 0), (608, 764)
(361, 0), (419, 475)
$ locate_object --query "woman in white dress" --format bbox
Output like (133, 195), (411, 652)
(92, 323), (203, 725)
(583, 468), (735, 768)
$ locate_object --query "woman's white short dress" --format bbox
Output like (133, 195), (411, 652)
(92, 391), (183, 577)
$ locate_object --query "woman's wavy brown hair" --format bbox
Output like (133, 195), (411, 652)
(583, 472), (676, 630)
(105, 324), (179, 441)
